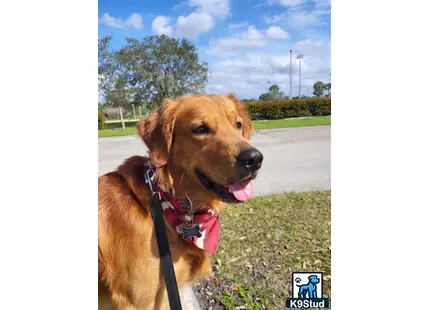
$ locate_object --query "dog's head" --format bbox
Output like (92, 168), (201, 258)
(308, 275), (320, 284)
(138, 94), (263, 206)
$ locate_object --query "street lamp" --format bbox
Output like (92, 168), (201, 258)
(297, 54), (304, 99)
(289, 50), (292, 99)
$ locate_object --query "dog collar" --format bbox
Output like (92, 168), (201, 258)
(144, 161), (221, 255)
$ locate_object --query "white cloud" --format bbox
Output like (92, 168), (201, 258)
(208, 26), (266, 57)
(264, 13), (280, 24)
(207, 25), (289, 57)
(99, 13), (143, 29)
(99, 13), (125, 29)
(281, 0), (304, 5)
(292, 10), (328, 26)
(294, 38), (323, 53)
(125, 13), (143, 29)
(172, 1), (189, 10)
(266, 0), (304, 7)
(265, 8), (330, 27)
(314, 0), (331, 9)
(152, 16), (173, 36)
(176, 12), (215, 39)
(253, 2), (268, 9)
(167, 0), (231, 40)
(228, 22), (248, 29)
(265, 26), (289, 40)
(188, 0), (231, 19)
(206, 39), (330, 98)
(219, 58), (270, 71)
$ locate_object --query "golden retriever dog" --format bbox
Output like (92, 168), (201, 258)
(98, 94), (264, 309)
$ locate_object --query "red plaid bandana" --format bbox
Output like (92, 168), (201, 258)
(145, 161), (221, 255)
(158, 189), (221, 255)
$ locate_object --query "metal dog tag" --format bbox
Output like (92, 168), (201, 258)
(179, 224), (202, 240)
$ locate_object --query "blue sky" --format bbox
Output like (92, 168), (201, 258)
(99, 0), (331, 99)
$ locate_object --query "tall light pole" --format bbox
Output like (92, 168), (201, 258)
(297, 54), (304, 99)
(289, 50), (292, 99)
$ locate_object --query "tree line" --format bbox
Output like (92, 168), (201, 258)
(248, 81), (331, 102)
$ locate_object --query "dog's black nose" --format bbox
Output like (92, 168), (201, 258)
(237, 147), (264, 173)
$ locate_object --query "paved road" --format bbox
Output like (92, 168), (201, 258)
(98, 126), (331, 196)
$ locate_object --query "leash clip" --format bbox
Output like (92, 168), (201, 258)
(144, 162), (161, 200)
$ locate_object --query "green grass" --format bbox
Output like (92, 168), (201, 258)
(98, 126), (137, 137)
(214, 191), (331, 310)
(253, 116), (330, 130)
(98, 116), (331, 138)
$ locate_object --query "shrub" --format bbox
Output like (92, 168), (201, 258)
(307, 98), (331, 116)
(246, 97), (330, 120)
(98, 112), (106, 130)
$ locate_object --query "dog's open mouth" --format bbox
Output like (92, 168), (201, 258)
(196, 169), (255, 203)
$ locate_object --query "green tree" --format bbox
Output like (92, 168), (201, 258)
(313, 81), (325, 97)
(269, 84), (279, 93)
(259, 93), (273, 101)
(324, 82), (331, 96)
(259, 84), (284, 101)
(268, 84), (284, 99)
(98, 35), (112, 77)
(98, 35), (131, 106)
(117, 35), (208, 107)
(98, 34), (208, 109)
(98, 35), (113, 104)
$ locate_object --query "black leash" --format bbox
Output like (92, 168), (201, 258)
(144, 163), (183, 310)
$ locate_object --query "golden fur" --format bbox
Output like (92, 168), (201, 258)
(98, 94), (256, 309)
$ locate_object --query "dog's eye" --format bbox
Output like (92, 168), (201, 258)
(235, 121), (242, 129)
(193, 125), (210, 134)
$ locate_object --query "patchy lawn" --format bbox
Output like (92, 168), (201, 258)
(194, 191), (331, 310)
(98, 116), (331, 138)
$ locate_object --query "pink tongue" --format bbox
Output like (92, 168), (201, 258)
(227, 180), (254, 201)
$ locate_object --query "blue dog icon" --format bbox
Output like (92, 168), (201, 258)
(296, 275), (320, 299)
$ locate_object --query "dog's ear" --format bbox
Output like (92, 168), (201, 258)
(137, 99), (178, 167)
(227, 93), (254, 140)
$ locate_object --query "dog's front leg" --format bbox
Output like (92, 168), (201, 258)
(180, 283), (200, 310)
(153, 283), (200, 310)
